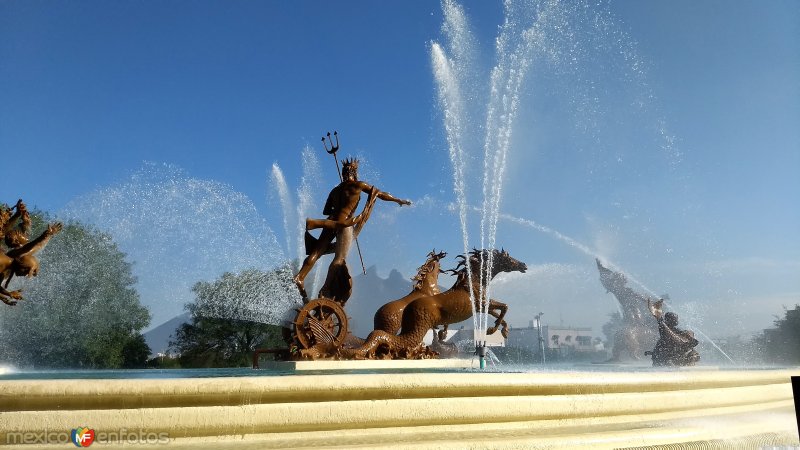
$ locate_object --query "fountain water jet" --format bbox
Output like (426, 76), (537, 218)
(61, 162), (296, 326)
(432, 0), (704, 354)
(269, 164), (294, 261)
(434, 0), (627, 344)
(431, 42), (477, 335)
(296, 147), (325, 294)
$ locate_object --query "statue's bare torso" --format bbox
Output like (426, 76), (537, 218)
(293, 160), (411, 302)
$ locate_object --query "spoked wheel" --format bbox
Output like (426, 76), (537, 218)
(292, 298), (349, 350)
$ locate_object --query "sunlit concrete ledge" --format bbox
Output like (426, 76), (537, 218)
(0, 368), (798, 449)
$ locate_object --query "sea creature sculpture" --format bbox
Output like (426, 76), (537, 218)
(596, 259), (658, 361)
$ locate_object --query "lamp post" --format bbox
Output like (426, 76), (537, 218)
(535, 312), (546, 364)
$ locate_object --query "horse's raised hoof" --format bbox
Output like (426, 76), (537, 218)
(486, 326), (497, 335)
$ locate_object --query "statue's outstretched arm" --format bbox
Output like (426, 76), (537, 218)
(7, 222), (62, 259)
(358, 182), (411, 206)
(377, 190), (411, 206)
(352, 183), (412, 234)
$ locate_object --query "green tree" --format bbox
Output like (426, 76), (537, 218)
(170, 268), (292, 368)
(121, 333), (152, 369)
(601, 312), (622, 346)
(0, 213), (150, 368)
(759, 304), (800, 364)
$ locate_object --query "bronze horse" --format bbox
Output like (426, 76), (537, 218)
(372, 249), (447, 335)
(342, 249), (526, 359)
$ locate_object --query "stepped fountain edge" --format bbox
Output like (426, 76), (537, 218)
(1, 368), (798, 448)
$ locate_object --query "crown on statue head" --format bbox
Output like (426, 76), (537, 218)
(342, 158), (359, 171)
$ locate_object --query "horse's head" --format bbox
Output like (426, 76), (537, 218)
(428, 249), (447, 264)
(411, 249), (447, 291)
(468, 248), (527, 279)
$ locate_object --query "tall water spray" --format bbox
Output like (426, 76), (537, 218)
(432, 0), (685, 347)
(270, 163), (295, 260)
(433, 0), (553, 342)
(267, 147), (326, 297)
(431, 42), (477, 324)
(62, 162), (298, 326)
(296, 147), (324, 294)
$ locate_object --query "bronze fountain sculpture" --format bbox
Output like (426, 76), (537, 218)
(296, 249), (448, 360)
(0, 199), (63, 306)
(645, 298), (700, 366)
(596, 259), (658, 362)
(281, 132), (525, 361)
(596, 259), (699, 366)
(286, 131), (411, 359)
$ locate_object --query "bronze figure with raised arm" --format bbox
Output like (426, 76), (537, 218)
(0, 221), (63, 306)
(293, 158), (411, 303)
(646, 299), (700, 366)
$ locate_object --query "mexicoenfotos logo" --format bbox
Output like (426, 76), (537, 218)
(5, 428), (169, 445)
(71, 427), (95, 447)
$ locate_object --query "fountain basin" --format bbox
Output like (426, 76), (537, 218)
(1, 368), (798, 448)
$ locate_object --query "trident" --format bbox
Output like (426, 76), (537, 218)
(321, 131), (367, 275)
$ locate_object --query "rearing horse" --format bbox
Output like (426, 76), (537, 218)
(444, 253), (513, 340)
(373, 249), (447, 334)
(342, 249), (526, 359)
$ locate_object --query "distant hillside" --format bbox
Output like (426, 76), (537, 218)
(143, 312), (190, 356)
(143, 265), (455, 354)
(345, 265), (471, 337)
(346, 266), (412, 337)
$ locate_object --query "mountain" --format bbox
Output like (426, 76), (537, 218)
(143, 264), (447, 355)
(346, 265), (412, 337)
(143, 312), (190, 356)
(344, 264), (472, 337)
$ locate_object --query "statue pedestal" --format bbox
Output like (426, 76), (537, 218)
(261, 358), (478, 372)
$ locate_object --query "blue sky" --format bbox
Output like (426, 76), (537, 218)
(1, 0), (798, 338)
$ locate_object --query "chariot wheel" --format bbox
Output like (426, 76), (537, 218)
(292, 298), (349, 350)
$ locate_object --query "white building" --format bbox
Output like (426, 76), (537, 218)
(506, 321), (599, 353)
(423, 327), (506, 347)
